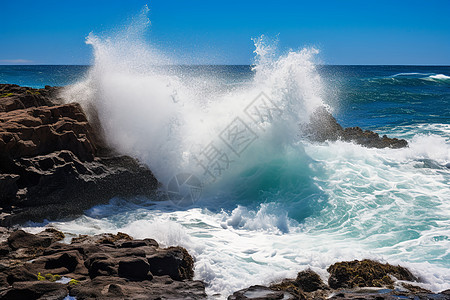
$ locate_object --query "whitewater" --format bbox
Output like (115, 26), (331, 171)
(24, 7), (450, 298)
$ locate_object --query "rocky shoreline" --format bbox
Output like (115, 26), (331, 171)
(0, 228), (206, 299)
(3, 84), (445, 299)
(0, 228), (449, 299)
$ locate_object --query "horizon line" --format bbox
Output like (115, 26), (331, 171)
(1, 64), (450, 67)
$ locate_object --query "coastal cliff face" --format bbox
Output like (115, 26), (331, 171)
(0, 84), (159, 225)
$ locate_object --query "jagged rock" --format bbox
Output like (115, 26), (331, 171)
(230, 262), (450, 300)
(327, 259), (417, 289)
(42, 250), (85, 274)
(0, 84), (159, 225)
(147, 246), (195, 280)
(302, 106), (408, 148)
(269, 280), (306, 299)
(0, 84), (59, 113)
(0, 102), (97, 162)
(0, 229), (204, 299)
(4, 266), (37, 285)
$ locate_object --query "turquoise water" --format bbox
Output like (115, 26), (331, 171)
(11, 63), (449, 297)
(3, 5), (450, 296)
(0, 62), (450, 296)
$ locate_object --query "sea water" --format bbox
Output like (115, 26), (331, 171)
(2, 7), (449, 298)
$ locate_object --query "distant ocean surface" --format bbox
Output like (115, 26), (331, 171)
(3, 64), (450, 297)
(1, 64), (449, 129)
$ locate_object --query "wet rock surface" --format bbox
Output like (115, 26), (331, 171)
(0, 84), (159, 225)
(0, 229), (206, 299)
(229, 262), (450, 300)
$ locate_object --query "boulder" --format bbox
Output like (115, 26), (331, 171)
(148, 246), (194, 280)
(327, 259), (417, 289)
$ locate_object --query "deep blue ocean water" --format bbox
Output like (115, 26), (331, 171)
(2, 65), (449, 130)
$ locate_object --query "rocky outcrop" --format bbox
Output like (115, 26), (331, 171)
(0, 84), (159, 225)
(327, 259), (416, 289)
(0, 229), (206, 299)
(302, 106), (408, 148)
(229, 261), (449, 300)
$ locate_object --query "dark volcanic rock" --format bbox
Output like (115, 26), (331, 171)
(147, 246), (195, 280)
(302, 106), (408, 148)
(0, 84), (159, 225)
(0, 230), (205, 299)
(118, 257), (151, 280)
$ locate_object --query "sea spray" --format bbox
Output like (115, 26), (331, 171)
(62, 9), (326, 209)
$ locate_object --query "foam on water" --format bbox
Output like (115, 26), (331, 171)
(25, 6), (449, 299)
(381, 72), (450, 85)
(429, 74), (450, 80)
(24, 123), (450, 297)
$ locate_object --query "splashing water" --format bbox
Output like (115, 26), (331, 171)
(62, 8), (326, 212)
(41, 7), (450, 298)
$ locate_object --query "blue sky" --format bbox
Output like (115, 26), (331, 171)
(1, 0), (449, 65)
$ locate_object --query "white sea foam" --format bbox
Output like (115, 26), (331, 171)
(391, 72), (433, 77)
(389, 72), (450, 82)
(428, 74), (450, 80)
(23, 125), (450, 297)
(62, 9), (324, 190)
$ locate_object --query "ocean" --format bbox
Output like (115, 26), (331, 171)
(2, 18), (450, 297)
(1, 62), (450, 297)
